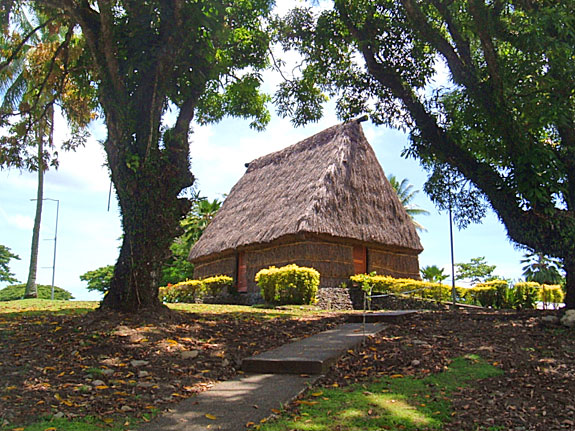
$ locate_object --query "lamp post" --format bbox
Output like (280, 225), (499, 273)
(449, 200), (456, 308)
(30, 198), (59, 300)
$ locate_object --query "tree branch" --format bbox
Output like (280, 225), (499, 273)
(97, 0), (125, 95)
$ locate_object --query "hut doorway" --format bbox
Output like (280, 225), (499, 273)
(237, 252), (247, 292)
(353, 245), (367, 274)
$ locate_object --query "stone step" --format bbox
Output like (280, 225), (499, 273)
(346, 310), (418, 323)
(241, 322), (386, 375)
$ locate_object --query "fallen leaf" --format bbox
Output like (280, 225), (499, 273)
(205, 413), (217, 420)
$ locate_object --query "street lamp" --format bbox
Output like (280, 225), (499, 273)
(30, 198), (59, 300)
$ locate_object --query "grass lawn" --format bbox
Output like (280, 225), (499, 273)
(259, 355), (502, 431)
(0, 299), (337, 319)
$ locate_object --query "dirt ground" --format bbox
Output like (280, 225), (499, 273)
(1, 308), (574, 430)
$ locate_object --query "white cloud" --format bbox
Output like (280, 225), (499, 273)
(0, 207), (34, 230)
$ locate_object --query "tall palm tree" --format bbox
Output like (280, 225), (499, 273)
(1, 9), (51, 297)
(2, 9), (94, 297)
(388, 174), (430, 232)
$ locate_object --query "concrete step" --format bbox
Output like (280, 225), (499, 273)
(241, 322), (386, 375)
(346, 310), (418, 323)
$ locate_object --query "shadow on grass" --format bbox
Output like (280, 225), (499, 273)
(260, 355), (503, 431)
(0, 299), (98, 318)
(2, 413), (156, 431)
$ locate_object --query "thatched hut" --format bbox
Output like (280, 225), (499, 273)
(189, 120), (423, 294)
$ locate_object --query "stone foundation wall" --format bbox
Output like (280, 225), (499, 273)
(316, 287), (447, 311)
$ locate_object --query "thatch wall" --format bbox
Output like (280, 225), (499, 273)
(193, 235), (421, 294)
(194, 255), (236, 281)
(243, 240), (354, 292)
(368, 248), (420, 279)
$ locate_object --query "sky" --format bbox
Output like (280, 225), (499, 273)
(0, 4), (529, 301)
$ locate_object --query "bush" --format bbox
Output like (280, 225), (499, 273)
(255, 266), (281, 303)
(511, 282), (539, 310)
(463, 286), (499, 307)
(159, 280), (204, 303)
(202, 275), (234, 296)
(159, 275), (234, 303)
(472, 280), (510, 308)
(350, 274), (461, 302)
(538, 284), (564, 306)
(255, 264), (320, 305)
(0, 284), (74, 301)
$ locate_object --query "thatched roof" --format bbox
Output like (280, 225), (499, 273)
(189, 120), (423, 261)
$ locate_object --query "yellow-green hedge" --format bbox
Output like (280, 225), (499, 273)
(466, 280), (511, 308)
(255, 264), (320, 305)
(350, 274), (461, 302)
(538, 284), (564, 305)
(203, 275), (236, 296)
(460, 281), (564, 309)
(159, 275), (234, 303)
(349, 274), (565, 309)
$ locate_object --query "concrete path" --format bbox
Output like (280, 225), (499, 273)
(242, 322), (386, 374)
(138, 374), (317, 431)
(138, 322), (387, 431)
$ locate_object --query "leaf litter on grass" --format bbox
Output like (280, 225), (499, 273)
(0, 300), (344, 429)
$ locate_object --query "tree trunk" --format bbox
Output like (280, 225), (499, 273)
(99, 124), (192, 313)
(564, 258), (575, 310)
(24, 137), (44, 298)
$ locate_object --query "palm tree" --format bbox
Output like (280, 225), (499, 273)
(521, 251), (564, 285)
(1, 10), (51, 298)
(2, 9), (94, 297)
(387, 174), (430, 232)
(420, 265), (449, 284)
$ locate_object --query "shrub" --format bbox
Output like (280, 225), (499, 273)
(159, 275), (234, 303)
(349, 274), (461, 302)
(538, 284), (564, 305)
(159, 280), (203, 303)
(255, 266), (280, 303)
(511, 282), (539, 310)
(471, 280), (510, 308)
(255, 264), (320, 305)
(202, 275), (234, 296)
(464, 286), (498, 307)
(0, 284), (74, 301)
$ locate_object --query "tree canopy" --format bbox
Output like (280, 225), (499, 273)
(0, 244), (20, 284)
(1, 1), (274, 312)
(274, 0), (575, 308)
(455, 256), (496, 285)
